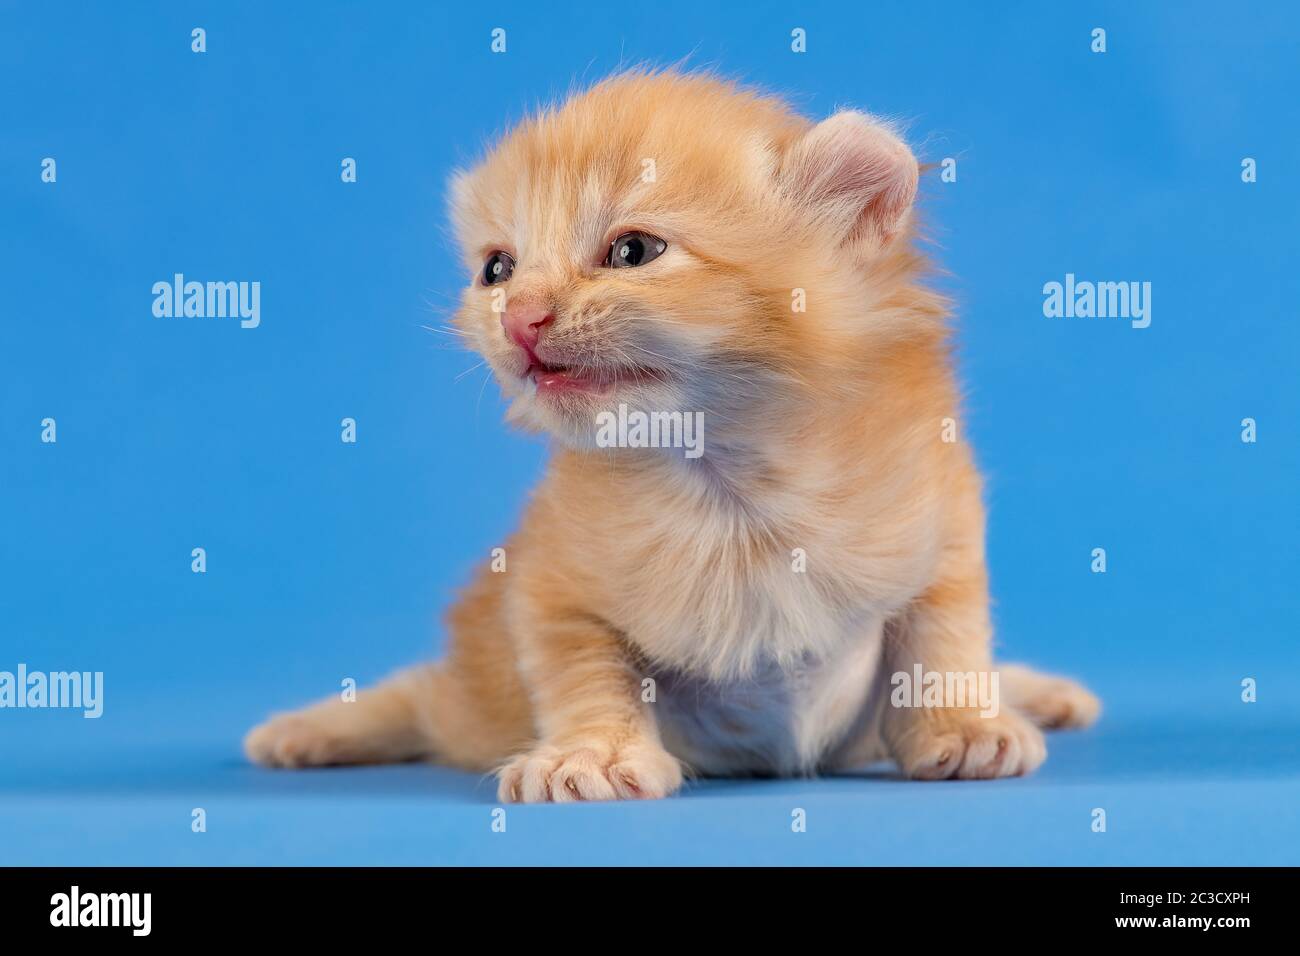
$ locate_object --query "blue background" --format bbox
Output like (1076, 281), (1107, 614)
(1, 0), (1297, 864)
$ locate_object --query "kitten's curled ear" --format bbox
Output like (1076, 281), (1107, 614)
(447, 169), (476, 248)
(780, 111), (918, 251)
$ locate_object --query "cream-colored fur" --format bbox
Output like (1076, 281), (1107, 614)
(245, 71), (1099, 800)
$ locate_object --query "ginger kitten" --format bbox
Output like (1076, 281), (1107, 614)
(246, 71), (1099, 801)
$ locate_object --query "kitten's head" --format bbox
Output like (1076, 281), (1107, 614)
(449, 71), (925, 455)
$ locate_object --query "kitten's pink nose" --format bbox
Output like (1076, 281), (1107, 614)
(501, 305), (554, 360)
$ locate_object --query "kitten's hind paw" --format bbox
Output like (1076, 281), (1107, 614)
(999, 664), (1101, 730)
(244, 713), (349, 769)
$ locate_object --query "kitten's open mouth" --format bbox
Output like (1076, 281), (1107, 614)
(524, 361), (665, 396)
(526, 361), (611, 395)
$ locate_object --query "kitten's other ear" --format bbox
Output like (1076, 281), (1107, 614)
(447, 169), (475, 245)
(780, 111), (918, 251)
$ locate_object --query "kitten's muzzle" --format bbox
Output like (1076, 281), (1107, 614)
(501, 304), (554, 368)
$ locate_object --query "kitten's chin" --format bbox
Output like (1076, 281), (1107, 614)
(507, 410), (603, 453)
(505, 388), (620, 448)
(505, 381), (682, 452)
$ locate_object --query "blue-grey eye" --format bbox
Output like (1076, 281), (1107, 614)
(605, 232), (666, 268)
(482, 251), (515, 285)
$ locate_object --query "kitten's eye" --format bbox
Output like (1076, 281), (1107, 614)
(604, 232), (666, 269)
(481, 251), (515, 285)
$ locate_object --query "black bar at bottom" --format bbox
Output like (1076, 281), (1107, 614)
(0, 867), (1281, 939)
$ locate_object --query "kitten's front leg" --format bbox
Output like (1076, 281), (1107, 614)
(883, 566), (1046, 780)
(498, 613), (682, 803)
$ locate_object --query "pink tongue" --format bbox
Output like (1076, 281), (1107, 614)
(535, 368), (581, 388)
(533, 367), (607, 393)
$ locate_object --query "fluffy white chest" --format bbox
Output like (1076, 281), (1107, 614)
(612, 469), (906, 775)
(650, 622), (886, 776)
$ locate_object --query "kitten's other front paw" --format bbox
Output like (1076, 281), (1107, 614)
(889, 708), (1046, 780)
(496, 739), (683, 803)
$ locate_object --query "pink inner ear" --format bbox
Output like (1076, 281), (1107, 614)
(788, 112), (918, 246)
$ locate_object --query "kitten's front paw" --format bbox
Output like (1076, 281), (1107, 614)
(889, 708), (1046, 780)
(497, 740), (683, 803)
